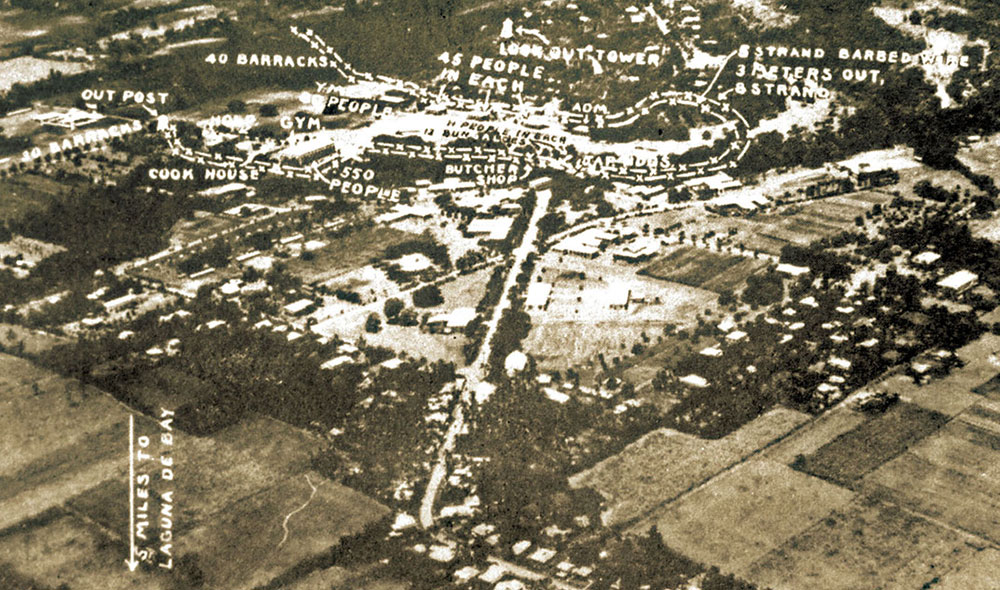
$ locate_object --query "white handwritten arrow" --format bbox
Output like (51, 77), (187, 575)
(125, 414), (139, 572)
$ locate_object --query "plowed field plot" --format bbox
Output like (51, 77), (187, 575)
(68, 416), (318, 536)
(792, 402), (948, 487)
(861, 400), (1000, 545)
(645, 458), (855, 575)
(183, 471), (389, 590)
(972, 372), (1000, 401)
(0, 512), (174, 590)
(571, 408), (808, 527)
(0, 354), (131, 531)
(931, 548), (1000, 590)
(743, 495), (978, 590)
(640, 247), (767, 293)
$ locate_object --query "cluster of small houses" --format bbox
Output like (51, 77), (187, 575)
(390, 510), (600, 590)
(674, 250), (983, 408)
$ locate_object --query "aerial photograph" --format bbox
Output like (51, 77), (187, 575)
(1, 0), (999, 588)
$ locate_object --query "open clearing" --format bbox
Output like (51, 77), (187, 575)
(0, 354), (131, 530)
(861, 400), (1000, 545)
(792, 402), (948, 487)
(0, 511), (173, 590)
(932, 547), (1000, 590)
(0, 175), (77, 221)
(743, 495), (980, 590)
(69, 416), (319, 536)
(647, 458), (855, 575)
(0, 56), (91, 91)
(526, 250), (719, 372)
(287, 226), (416, 284)
(570, 407), (809, 528)
(183, 470), (389, 590)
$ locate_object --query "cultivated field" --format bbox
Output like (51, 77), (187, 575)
(932, 548), (1000, 590)
(640, 246), (768, 293)
(0, 354), (131, 531)
(0, 511), (174, 590)
(761, 406), (866, 466)
(647, 458), (855, 574)
(571, 407), (809, 528)
(69, 416), (320, 536)
(792, 402), (948, 487)
(861, 400), (1000, 545)
(183, 470), (389, 590)
(743, 495), (980, 590)
(735, 193), (887, 255)
(0, 354), (390, 589)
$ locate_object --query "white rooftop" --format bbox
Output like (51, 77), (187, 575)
(505, 350), (528, 374)
(913, 251), (941, 265)
(525, 282), (553, 309)
(467, 217), (514, 240)
(776, 263), (810, 277)
(680, 374), (709, 388)
(938, 269), (978, 291)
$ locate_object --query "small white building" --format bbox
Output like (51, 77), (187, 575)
(680, 374), (709, 388)
(912, 251), (941, 266)
(525, 282), (553, 311)
(937, 270), (978, 295)
(606, 284), (631, 309)
(467, 217), (514, 241)
(776, 263), (810, 277)
(283, 298), (315, 316)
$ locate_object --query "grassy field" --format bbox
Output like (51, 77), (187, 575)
(932, 548), (1000, 590)
(0, 562), (48, 590)
(0, 354), (132, 530)
(0, 511), (174, 590)
(0, 56), (92, 91)
(792, 402), (948, 487)
(0, 175), (79, 222)
(527, 249), (719, 374)
(640, 246), (767, 293)
(69, 416), (319, 536)
(287, 226), (415, 284)
(743, 495), (979, 590)
(861, 401), (1000, 545)
(647, 458), (855, 575)
(182, 470), (389, 590)
(437, 265), (492, 308)
(761, 406), (866, 466)
(570, 407), (809, 528)
(167, 211), (240, 245)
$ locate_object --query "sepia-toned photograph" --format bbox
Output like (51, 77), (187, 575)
(1, 0), (999, 588)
